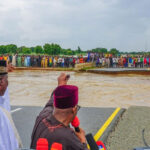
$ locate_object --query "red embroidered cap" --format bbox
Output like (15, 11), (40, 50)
(54, 85), (78, 109)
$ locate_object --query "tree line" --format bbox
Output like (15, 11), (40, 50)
(0, 44), (84, 55)
(0, 43), (149, 55)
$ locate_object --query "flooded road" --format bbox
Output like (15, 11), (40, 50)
(9, 70), (150, 108)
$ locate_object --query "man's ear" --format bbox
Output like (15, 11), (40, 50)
(72, 106), (77, 114)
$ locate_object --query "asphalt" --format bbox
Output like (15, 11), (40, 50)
(106, 106), (150, 150)
(89, 68), (150, 72)
(11, 106), (115, 149)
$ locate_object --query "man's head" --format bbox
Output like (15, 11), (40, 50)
(0, 60), (7, 73)
(0, 74), (8, 96)
(53, 85), (79, 125)
(0, 60), (8, 96)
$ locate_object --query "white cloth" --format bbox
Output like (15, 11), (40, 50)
(58, 58), (62, 63)
(0, 108), (18, 150)
(0, 87), (11, 112)
(62, 58), (64, 63)
(113, 58), (116, 63)
(12, 55), (16, 67)
(99, 58), (102, 63)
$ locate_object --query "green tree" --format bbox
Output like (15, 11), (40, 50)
(66, 49), (73, 55)
(71, 50), (75, 55)
(30, 47), (35, 53)
(44, 43), (61, 55)
(92, 48), (107, 53)
(100, 48), (107, 53)
(35, 46), (43, 54)
(51, 43), (61, 55)
(61, 48), (75, 55)
(61, 49), (68, 55)
(17, 46), (25, 53)
(0, 45), (7, 54)
(6, 44), (17, 53)
(109, 48), (119, 55)
(44, 43), (52, 55)
(77, 46), (82, 53)
(22, 47), (32, 54)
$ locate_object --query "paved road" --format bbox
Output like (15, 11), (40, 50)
(11, 106), (115, 149)
(89, 68), (150, 72)
(87, 68), (150, 75)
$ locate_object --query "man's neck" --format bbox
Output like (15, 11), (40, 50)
(0, 88), (7, 96)
(54, 114), (70, 127)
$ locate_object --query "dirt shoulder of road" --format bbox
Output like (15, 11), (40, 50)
(105, 106), (150, 150)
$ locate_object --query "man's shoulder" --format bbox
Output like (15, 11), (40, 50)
(41, 117), (76, 140)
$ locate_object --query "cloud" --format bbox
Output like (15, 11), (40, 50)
(0, 0), (150, 51)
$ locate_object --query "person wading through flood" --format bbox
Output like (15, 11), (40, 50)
(31, 73), (88, 150)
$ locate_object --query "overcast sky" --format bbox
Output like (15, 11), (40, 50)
(0, 0), (150, 51)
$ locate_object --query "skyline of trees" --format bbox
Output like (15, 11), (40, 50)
(0, 43), (149, 55)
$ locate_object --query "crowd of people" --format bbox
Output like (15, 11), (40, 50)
(95, 55), (150, 68)
(0, 55), (86, 68)
(1, 54), (150, 68)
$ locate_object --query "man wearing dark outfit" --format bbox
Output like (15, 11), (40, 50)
(30, 73), (88, 150)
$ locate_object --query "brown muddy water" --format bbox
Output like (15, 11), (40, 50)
(9, 70), (150, 108)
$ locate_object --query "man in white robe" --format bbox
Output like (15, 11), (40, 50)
(0, 60), (22, 149)
(0, 60), (13, 111)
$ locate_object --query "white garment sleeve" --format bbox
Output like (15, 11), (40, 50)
(0, 108), (18, 150)
(0, 87), (11, 112)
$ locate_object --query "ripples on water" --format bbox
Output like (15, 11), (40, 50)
(9, 70), (150, 108)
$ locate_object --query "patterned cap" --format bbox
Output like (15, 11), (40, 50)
(54, 85), (78, 109)
(0, 60), (7, 75)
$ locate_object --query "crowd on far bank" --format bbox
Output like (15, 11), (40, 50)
(95, 55), (150, 68)
(0, 54), (150, 68)
(0, 55), (86, 68)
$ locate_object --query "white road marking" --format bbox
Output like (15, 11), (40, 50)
(11, 108), (22, 113)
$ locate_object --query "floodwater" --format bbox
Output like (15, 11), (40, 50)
(9, 70), (150, 108)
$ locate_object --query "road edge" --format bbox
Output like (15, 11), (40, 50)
(99, 108), (126, 143)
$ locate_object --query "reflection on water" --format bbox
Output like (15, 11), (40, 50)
(9, 70), (150, 108)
